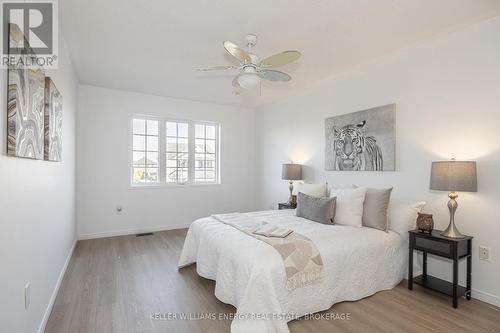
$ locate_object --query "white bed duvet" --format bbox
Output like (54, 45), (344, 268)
(178, 210), (407, 333)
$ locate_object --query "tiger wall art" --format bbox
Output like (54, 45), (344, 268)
(325, 104), (396, 171)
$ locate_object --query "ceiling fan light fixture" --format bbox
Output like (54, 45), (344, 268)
(196, 34), (301, 91)
(237, 72), (260, 88)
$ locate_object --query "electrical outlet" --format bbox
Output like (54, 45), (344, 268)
(25, 282), (30, 309)
(479, 246), (490, 261)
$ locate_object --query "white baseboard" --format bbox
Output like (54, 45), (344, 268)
(37, 238), (77, 333)
(77, 223), (192, 240)
(472, 288), (500, 308)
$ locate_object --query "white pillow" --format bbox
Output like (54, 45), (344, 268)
(329, 187), (367, 227)
(296, 183), (327, 198)
(388, 201), (426, 235)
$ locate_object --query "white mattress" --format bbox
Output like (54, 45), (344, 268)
(178, 210), (407, 333)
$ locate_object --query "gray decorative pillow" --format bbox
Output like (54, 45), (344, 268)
(361, 187), (393, 231)
(296, 192), (336, 224)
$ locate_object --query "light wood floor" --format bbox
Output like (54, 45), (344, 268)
(45, 229), (500, 333)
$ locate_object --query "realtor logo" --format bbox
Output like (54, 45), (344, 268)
(1, 0), (58, 68)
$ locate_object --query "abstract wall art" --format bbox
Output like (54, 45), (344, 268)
(325, 104), (396, 171)
(7, 23), (46, 160)
(44, 77), (63, 161)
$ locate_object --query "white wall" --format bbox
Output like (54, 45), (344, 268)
(0, 37), (78, 332)
(255, 17), (500, 305)
(76, 85), (255, 239)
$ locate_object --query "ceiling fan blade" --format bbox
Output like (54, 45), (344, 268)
(232, 74), (241, 87)
(194, 65), (238, 71)
(259, 50), (301, 68)
(223, 41), (251, 65)
(259, 70), (291, 82)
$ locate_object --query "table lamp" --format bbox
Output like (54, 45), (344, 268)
(429, 159), (477, 238)
(282, 163), (302, 205)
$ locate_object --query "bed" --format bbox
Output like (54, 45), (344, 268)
(178, 209), (407, 333)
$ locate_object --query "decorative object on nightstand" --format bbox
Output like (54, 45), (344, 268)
(282, 163), (302, 205)
(430, 159), (477, 239)
(278, 202), (296, 210)
(416, 213), (434, 234)
(408, 230), (473, 308)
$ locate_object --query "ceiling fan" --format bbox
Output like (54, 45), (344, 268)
(195, 34), (301, 90)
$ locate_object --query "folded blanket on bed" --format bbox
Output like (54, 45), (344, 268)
(212, 213), (323, 290)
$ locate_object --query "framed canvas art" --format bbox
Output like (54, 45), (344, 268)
(44, 77), (63, 161)
(325, 104), (396, 171)
(7, 23), (46, 159)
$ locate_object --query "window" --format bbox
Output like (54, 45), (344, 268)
(132, 119), (159, 184)
(195, 124), (217, 182)
(131, 116), (220, 186)
(166, 121), (189, 183)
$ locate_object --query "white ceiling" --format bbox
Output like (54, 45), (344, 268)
(61, 0), (500, 108)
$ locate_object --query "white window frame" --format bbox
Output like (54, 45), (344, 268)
(130, 115), (221, 188)
(130, 116), (161, 186)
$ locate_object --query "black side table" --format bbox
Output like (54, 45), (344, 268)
(408, 230), (473, 308)
(278, 202), (296, 210)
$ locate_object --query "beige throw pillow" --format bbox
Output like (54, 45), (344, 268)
(361, 187), (393, 231)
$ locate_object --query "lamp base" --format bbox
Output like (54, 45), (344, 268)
(288, 181), (294, 205)
(440, 192), (465, 239)
(440, 223), (465, 239)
